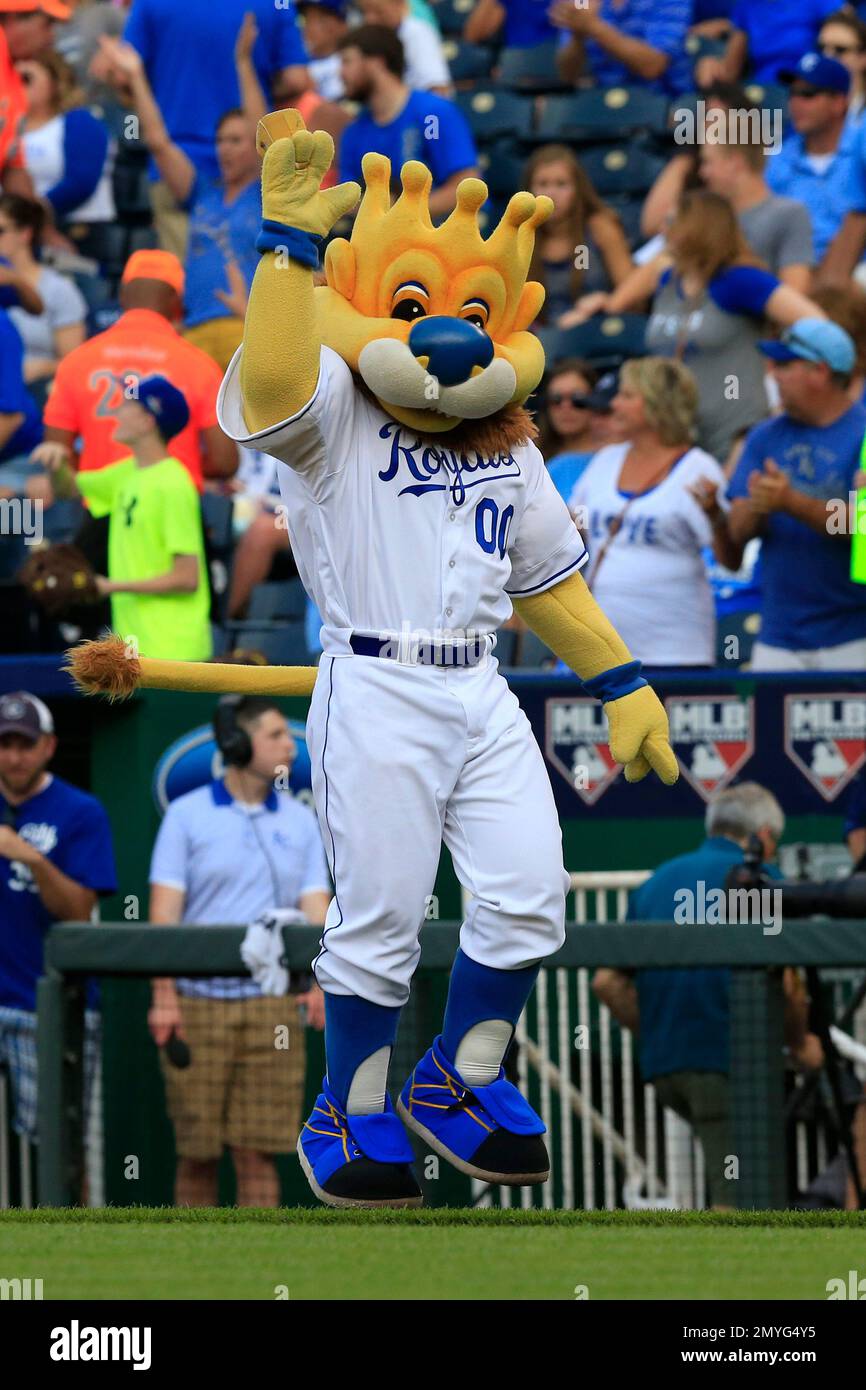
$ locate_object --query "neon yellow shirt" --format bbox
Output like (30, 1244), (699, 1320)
(77, 456), (212, 660)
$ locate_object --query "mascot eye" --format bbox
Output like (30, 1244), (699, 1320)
(461, 299), (490, 330)
(391, 297), (428, 322)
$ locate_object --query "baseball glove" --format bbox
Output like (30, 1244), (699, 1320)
(17, 543), (100, 618)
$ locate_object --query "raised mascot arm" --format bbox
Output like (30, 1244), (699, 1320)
(240, 110), (360, 433)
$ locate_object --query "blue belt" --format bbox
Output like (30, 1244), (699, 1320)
(349, 632), (491, 667)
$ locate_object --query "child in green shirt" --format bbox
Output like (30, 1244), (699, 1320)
(75, 375), (212, 661)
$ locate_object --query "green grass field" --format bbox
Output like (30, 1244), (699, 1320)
(1, 1209), (865, 1300)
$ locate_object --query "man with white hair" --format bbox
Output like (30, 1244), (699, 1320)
(593, 781), (820, 1206)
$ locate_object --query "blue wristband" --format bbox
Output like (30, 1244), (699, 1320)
(255, 220), (322, 268)
(582, 659), (647, 704)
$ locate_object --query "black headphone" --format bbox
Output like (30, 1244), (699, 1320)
(213, 695), (252, 768)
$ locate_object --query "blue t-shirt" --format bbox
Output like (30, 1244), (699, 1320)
(0, 775), (117, 1012)
(339, 91), (477, 191)
(766, 129), (866, 264)
(557, 0), (693, 96)
(0, 311), (42, 463)
(631, 837), (779, 1079)
(184, 172), (261, 328)
(727, 404), (866, 651)
(502, 0), (557, 47)
(547, 451), (593, 503)
(125, 0), (307, 180)
(731, 0), (839, 83)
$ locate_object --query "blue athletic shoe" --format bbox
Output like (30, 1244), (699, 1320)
(297, 1080), (423, 1208)
(397, 1036), (549, 1185)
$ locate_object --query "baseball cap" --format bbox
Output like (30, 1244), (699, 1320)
(758, 318), (856, 373)
(0, 691), (54, 742)
(0, 1), (72, 18)
(298, 0), (348, 12)
(121, 249), (185, 297)
(778, 52), (850, 95)
(135, 374), (191, 441)
(575, 370), (619, 413)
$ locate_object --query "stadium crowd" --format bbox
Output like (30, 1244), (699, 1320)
(0, 0), (866, 1210)
(0, 0), (862, 669)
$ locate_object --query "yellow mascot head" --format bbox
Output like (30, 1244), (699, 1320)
(316, 153), (553, 438)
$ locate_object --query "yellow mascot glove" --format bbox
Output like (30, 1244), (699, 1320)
(515, 571), (678, 786)
(602, 684), (679, 785)
(256, 109), (360, 237)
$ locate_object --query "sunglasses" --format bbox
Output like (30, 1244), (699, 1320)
(548, 391), (589, 408)
(820, 42), (861, 56)
(789, 86), (829, 100)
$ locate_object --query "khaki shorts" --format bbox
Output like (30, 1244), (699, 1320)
(184, 317), (245, 372)
(161, 994), (306, 1160)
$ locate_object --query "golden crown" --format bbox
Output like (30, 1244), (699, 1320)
(338, 153), (552, 315)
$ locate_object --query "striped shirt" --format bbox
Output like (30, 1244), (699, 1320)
(560, 0), (693, 96)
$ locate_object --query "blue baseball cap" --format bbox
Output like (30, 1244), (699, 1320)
(136, 375), (190, 441)
(778, 52), (850, 95)
(297, 0), (347, 13)
(758, 318), (856, 373)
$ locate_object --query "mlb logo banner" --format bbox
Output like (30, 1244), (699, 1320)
(545, 698), (621, 805)
(665, 695), (755, 802)
(784, 695), (866, 802)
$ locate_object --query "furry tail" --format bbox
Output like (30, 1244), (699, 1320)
(65, 636), (317, 699)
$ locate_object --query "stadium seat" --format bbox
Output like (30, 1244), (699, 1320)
(743, 82), (788, 117)
(441, 39), (495, 84)
(113, 147), (154, 227)
(579, 145), (667, 198)
(247, 577), (308, 622)
(455, 88), (535, 144)
(224, 580), (311, 664)
(477, 143), (527, 198)
(608, 196), (645, 249)
(534, 88), (670, 143)
(429, 0), (478, 36)
(233, 622), (311, 666)
(684, 33), (728, 66)
(495, 43), (570, 93)
(539, 313), (648, 369)
(493, 628), (518, 664)
(515, 629), (555, 668)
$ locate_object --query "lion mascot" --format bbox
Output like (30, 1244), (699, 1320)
(71, 111), (677, 1207)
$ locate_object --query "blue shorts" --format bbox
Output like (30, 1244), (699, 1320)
(0, 1005), (101, 1141)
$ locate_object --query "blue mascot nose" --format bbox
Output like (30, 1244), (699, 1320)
(408, 316), (494, 387)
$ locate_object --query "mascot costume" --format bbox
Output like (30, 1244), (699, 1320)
(70, 111), (678, 1207)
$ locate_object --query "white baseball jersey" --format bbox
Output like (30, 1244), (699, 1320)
(217, 345), (587, 651)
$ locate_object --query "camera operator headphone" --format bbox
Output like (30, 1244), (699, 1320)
(213, 695), (252, 768)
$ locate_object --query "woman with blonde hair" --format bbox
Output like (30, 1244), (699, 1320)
(574, 189), (824, 460)
(569, 356), (736, 668)
(16, 49), (115, 244)
(525, 143), (633, 327)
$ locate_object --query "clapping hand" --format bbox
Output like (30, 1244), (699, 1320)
(747, 458), (790, 515)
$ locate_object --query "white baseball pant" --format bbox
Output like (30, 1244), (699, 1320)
(306, 652), (569, 1007)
